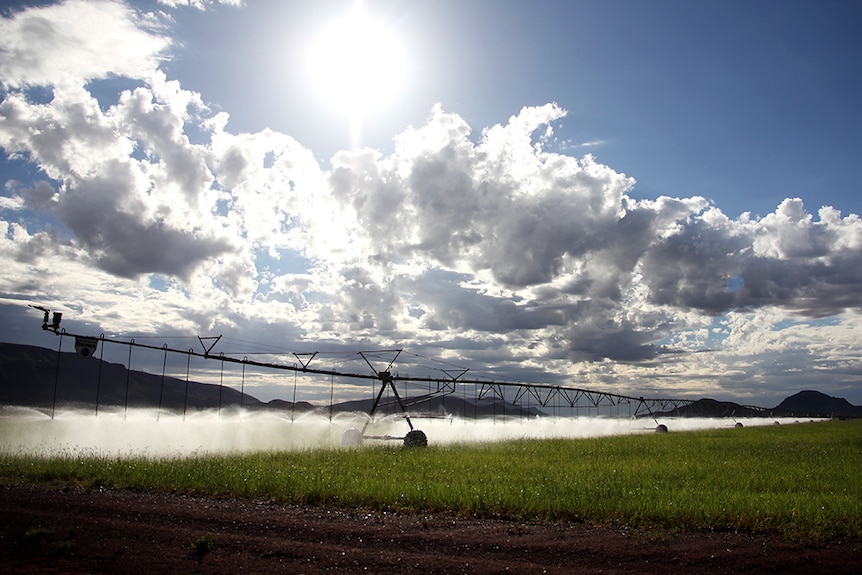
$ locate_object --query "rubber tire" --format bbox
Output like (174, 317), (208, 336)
(342, 428), (364, 446)
(403, 429), (428, 448)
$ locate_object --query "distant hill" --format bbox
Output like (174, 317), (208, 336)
(331, 394), (543, 418)
(0, 342), (311, 414)
(650, 390), (862, 419)
(653, 398), (769, 418)
(0, 342), (537, 418)
(774, 390), (862, 418)
(4, 342), (859, 419)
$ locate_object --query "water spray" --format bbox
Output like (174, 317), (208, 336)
(19, 305), (756, 449)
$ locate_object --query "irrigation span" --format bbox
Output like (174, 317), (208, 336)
(19, 306), (769, 449)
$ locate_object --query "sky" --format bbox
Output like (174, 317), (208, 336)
(1, 0), (862, 407)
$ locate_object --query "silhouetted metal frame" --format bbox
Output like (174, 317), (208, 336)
(33, 309), (747, 435)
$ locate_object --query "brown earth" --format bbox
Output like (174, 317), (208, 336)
(1, 483), (860, 574)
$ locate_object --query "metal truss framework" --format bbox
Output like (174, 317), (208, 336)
(29, 307), (711, 429)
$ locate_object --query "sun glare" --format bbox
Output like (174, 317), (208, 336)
(307, 4), (407, 141)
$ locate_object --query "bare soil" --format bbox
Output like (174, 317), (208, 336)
(1, 483), (860, 574)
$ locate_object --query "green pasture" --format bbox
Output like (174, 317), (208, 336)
(1, 420), (860, 540)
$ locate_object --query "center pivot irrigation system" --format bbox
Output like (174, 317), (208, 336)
(30, 306), (706, 446)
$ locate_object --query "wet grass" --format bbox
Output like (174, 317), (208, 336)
(1, 419), (860, 540)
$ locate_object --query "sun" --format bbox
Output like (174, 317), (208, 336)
(307, 4), (407, 135)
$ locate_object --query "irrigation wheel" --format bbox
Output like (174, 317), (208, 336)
(403, 429), (428, 448)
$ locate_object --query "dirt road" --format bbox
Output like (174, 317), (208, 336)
(1, 483), (859, 574)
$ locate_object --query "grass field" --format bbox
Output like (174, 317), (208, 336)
(1, 419), (860, 540)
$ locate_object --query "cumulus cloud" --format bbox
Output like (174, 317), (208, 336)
(156, 0), (244, 10)
(0, 71), (237, 278)
(2, 1), (862, 404)
(0, 0), (170, 89)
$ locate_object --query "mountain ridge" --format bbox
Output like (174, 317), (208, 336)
(2, 342), (859, 418)
(0, 342), (538, 418)
(652, 392), (862, 419)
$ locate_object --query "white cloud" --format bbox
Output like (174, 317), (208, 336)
(157, 0), (244, 10)
(2, 1), (862, 405)
(0, 0), (170, 89)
